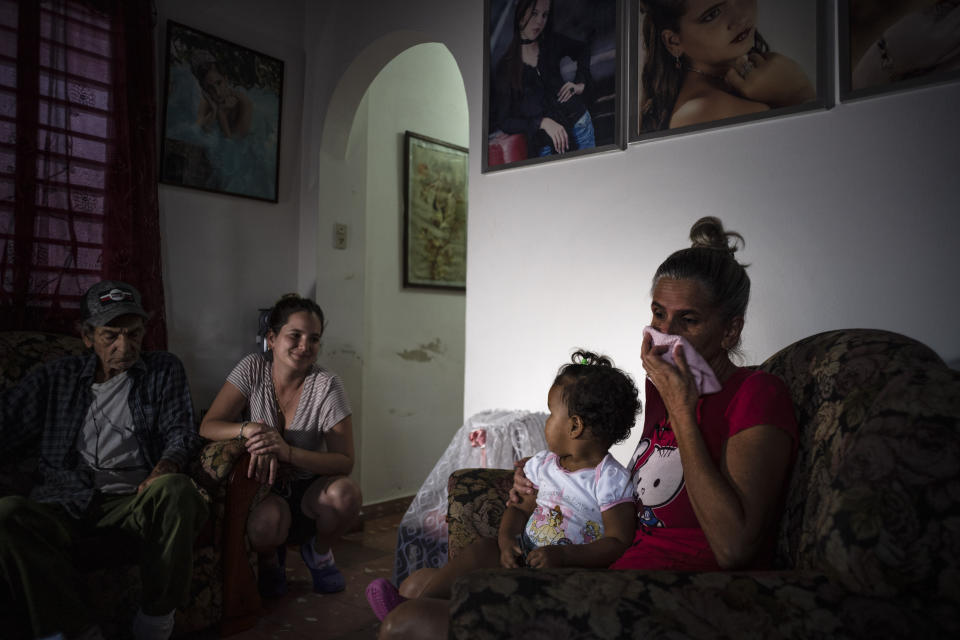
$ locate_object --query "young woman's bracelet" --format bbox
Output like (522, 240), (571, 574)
(237, 420), (250, 440)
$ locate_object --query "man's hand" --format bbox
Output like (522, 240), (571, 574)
(137, 459), (178, 493)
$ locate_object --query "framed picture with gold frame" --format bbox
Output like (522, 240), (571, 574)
(403, 132), (468, 291)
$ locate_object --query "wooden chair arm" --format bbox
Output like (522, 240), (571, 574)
(219, 452), (263, 636)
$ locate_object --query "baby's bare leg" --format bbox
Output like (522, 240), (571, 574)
(399, 538), (500, 600)
(398, 568), (437, 598)
(379, 597), (449, 640)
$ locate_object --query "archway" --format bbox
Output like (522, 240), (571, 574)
(315, 38), (469, 505)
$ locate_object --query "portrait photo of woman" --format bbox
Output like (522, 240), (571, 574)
(632, 0), (821, 138)
(485, 0), (620, 169)
(160, 22), (284, 201)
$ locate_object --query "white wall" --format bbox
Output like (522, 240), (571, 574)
(157, 0), (306, 410)
(360, 45), (468, 502)
(302, 0), (960, 468)
(153, 0), (959, 498)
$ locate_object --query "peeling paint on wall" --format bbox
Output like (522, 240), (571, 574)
(327, 346), (363, 365)
(397, 338), (445, 362)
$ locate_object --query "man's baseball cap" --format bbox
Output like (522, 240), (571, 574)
(81, 280), (149, 327)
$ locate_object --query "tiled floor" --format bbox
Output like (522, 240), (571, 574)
(200, 506), (406, 640)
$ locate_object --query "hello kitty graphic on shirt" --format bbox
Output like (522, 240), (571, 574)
(628, 424), (684, 529)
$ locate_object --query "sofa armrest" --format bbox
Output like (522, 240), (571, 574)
(192, 440), (267, 634)
(449, 568), (956, 639)
(219, 451), (264, 635)
(446, 468), (513, 560)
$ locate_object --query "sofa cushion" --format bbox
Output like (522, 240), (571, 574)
(450, 568), (956, 640)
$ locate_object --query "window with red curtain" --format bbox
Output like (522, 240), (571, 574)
(0, 0), (167, 348)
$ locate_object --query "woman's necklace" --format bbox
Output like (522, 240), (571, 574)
(684, 65), (725, 82)
(272, 377), (301, 432)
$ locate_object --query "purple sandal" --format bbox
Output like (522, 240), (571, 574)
(365, 578), (406, 620)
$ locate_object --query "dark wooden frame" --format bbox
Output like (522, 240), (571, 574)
(159, 21), (284, 202)
(403, 131), (468, 291)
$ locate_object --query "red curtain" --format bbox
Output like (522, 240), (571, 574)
(0, 0), (167, 348)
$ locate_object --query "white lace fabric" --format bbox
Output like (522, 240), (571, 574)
(392, 409), (547, 585)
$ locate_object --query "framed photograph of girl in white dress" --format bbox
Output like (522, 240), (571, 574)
(629, 0), (828, 142)
(483, 0), (626, 172)
(840, 0), (960, 101)
(159, 21), (284, 202)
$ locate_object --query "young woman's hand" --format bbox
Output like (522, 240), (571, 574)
(245, 425), (292, 463)
(725, 52), (815, 107)
(197, 91), (218, 130)
(640, 331), (699, 425)
(247, 451), (277, 485)
(539, 117), (569, 153)
(525, 544), (564, 568)
(557, 81), (584, 104)
(507, 458), (535, 506)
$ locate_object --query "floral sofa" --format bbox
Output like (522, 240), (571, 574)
(0, 331), (266, 638)
(445, 329), (960, 639)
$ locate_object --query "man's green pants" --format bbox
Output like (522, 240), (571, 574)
(0, 474), (209, 638)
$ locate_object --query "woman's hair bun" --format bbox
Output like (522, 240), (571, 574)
(689, 216), (744, 255)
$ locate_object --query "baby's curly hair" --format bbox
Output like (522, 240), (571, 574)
(553, 350), (641, 448)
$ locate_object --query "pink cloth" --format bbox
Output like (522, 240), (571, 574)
(642, 326), (722, 395)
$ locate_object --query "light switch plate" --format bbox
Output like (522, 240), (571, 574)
(334, 223), (347, 250)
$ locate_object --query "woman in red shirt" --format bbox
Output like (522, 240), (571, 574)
(378, 216), (798, 638)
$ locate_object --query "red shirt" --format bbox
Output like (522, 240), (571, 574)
(611, 368), (798, 571)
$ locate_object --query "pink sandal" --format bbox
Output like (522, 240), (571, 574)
(365, 578), (407, 621)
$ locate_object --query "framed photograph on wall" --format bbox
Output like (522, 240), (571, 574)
(628, 0), (828, 142)
(839, 0), (960, 101)
(403, 132), (468, 291)
(483, 0), (625, 172)
(159, 21), (284, 202)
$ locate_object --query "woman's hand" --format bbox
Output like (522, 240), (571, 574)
(245, 425), (292, 463)
(557, 81), (584, 104)
(725, 52), (815, 108)
(526, 545), (564, 568)
(507, 457), (534, 506)
(640, 331), (699, 425)
(197, 91), (218, 130)
(498, 535), (523, 568)
(539, 117), (569, 153)
(247, 451), (277, 485)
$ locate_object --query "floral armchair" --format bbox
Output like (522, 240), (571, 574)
(0, 331), (265, 637)
(445, 329), (960, 639)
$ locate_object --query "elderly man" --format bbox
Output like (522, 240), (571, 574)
(0, 281), (207, 640)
